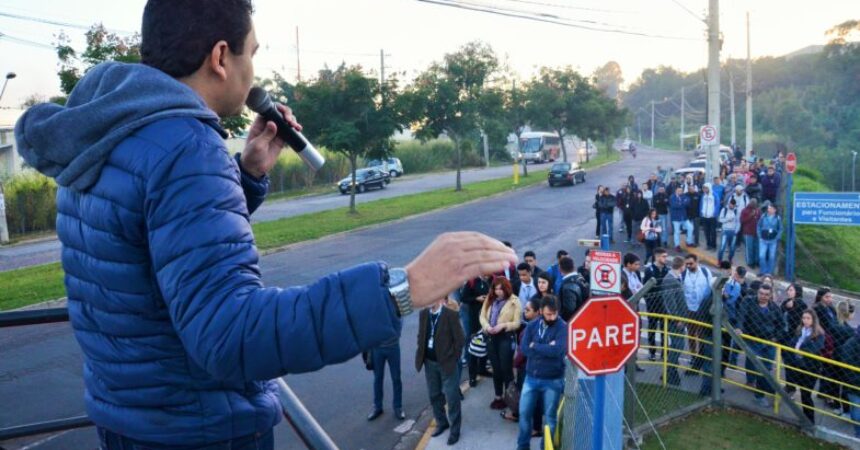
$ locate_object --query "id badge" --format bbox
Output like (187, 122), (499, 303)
(428, 337), (435, 350)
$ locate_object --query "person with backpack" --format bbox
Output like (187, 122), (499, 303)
(501, 298), (542, 435)
(685, 182), (702, 247)
(740, 198), (762, 269)
(597, 186), (617, 243)
(558, 256), (587, 322)
(631, 190), (650, 245)
(825, 301), (855, 414)
(643, 248), (670, 361)
(682, 254), (713, 373)
(717, 199), (741, 263)
(731, 184), (750, 212)
(736, 284), (785, 407)
(619, 186), (636, 243)
(700, 183), (719, 250)
(640, 209), (663, 264)
(652, 185), (671, 246)
(757, 203), (783, 276)
(593, 185), (604, 238)
(660, 256), (689, 385)
(462, 276), (492, 387)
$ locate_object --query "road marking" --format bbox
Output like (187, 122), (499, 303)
(394, 419), (415, 434)
(17, 430), (72, 450)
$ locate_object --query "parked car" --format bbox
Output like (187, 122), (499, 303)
(547, 162), (586, 187)
(673, 167), (705, 179)
(688, 159), (707, 170)
(366, 157), (405, 178)
(337, 168), (390, 194)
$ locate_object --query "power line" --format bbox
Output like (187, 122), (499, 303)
(429, 0), (644, 31)
(0, 10), (135, 35)
(415, 0), (701, 41)
(499, 0), (636, 14)
(0, 31), (55, 50)
(665, 0), (706, 24)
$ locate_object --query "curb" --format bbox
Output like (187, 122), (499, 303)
(413, 378), (474, 450)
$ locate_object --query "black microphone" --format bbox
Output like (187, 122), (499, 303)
(245, 87), (325, 171)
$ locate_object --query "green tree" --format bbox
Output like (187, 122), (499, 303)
(400, 42), (499, 191)
(54, 24), (249, 136)
(593, 61), (624, 101)
(292, 65), (400, 213)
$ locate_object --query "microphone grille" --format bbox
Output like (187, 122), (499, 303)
(245, 87), (272, 113)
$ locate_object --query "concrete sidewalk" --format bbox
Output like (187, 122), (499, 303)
(419, 375), (526, 450)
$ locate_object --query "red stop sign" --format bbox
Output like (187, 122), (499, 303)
(567, 296), (640, 376)
(786, 152), (797, 174)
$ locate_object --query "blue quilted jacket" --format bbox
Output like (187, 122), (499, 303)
(15, 62), (400, 445)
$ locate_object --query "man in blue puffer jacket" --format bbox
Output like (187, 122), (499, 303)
(14, 1), (516, 448)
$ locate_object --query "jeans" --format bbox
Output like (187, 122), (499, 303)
(744, 235), (759, 267)
(657, 215), (669, 245)
(717, 231), (737, 262)
(665, 321), (686, 385)
(691, 217), (701, 245)
(759, 239), (778, 275)
(647, 316), (664, 357)
(424, 359), (462, 435)
(458, 306), (470, 361)
(98, 428), (273, 450)
(848, 393), (860, 437)
(644, 239), (659, 264)
(372, 345), (403, 412)
(599, 212), (614, 239)
(672, 220), (693, 247)
(745, 340), (776, 399)
(517, 376), (564, 449)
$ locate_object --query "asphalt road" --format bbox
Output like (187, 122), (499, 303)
(0, 146), (689, 450)
(0, 164), (526, 272)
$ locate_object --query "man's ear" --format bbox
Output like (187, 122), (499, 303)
(207, 40), (230, 81)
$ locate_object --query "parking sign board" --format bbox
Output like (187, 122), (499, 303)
(794, 192), (860, 227)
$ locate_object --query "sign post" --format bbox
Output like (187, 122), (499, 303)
(700, 125), (719, 179)
(791, 189), (860, 282)
(784, 153), (796, 280)
(570, 236), (629, 450)
(568, 295), (639, 450)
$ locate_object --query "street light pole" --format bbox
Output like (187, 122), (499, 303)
(0, 72), (17, 104)
(0, 72), (16, 244)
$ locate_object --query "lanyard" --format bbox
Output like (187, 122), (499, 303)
(538, 321), (548, 341)
(429, 312), (440, 339)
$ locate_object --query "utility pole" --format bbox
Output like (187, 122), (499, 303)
(729, 74), (737, 147)
(380, 49), (385, 86)
(637, 114), (642, 143)
(680, 87), (685, 152)
(706, 0), (722, 179)
(745, 12), (753, 159)
(650, 100), (655, 148)
(296, 26), (302, 82)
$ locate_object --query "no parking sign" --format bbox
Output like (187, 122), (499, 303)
(588, 250), (621, 295)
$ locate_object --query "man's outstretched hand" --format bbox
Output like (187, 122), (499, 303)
(406, 232), (518, 309)
(240, 103), (302, 179)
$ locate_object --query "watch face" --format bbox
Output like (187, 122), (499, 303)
(389, 268), (407, 287)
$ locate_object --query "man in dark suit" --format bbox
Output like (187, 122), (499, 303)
(416, 299), (466, 446)
(524, 250), (545, 280)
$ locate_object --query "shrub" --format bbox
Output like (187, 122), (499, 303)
(390, 139), (486, 174)
(3, 171), (57, 235)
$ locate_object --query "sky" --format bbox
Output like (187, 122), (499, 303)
(0, 0), (856, 108)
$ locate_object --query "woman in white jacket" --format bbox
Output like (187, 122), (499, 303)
(640, 208), (663, 264)
(717, 198), (741, 262)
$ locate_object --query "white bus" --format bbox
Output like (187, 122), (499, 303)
(519, 131), (561, 164)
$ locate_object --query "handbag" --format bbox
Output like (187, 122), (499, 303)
(468, 331), (488, 358)
(503, 381), (521, 412)
(636, 230), (646, 243)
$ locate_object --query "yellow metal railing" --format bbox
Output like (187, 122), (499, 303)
(640, 312), (860, 427)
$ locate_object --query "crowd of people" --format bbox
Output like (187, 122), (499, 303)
(363, 149), (860, 446)
(593, 149), (787, 276)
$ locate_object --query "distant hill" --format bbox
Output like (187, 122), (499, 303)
(784, 44), (825, 60)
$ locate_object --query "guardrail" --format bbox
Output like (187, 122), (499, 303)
(0, 308), (339, 449)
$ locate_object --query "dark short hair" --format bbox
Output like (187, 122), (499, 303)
(736, 266), (747, 277)
(623, 253), (640, 266)
(141, 0), (255, 78)
(719, 260), (732, 270)
(556, 250), (569, 259)
(524, 251), (536, 259)
(654, 247), (668, 256)
(541, 295), (560, 312)
(559, 256), (575, 273)
(759, 284), (773, 293)
(517, 262), (531, 272)
(671, 257), (685, 270)
(584, 249), (591, 257)
(685, 254), (698, 262)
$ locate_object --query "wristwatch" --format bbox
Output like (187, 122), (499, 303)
(388, 267), (414, 317)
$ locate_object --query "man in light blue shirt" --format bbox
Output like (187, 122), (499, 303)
(683, 253), (713, 373)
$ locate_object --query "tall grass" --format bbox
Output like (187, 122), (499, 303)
(3, 171), (57, 235)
